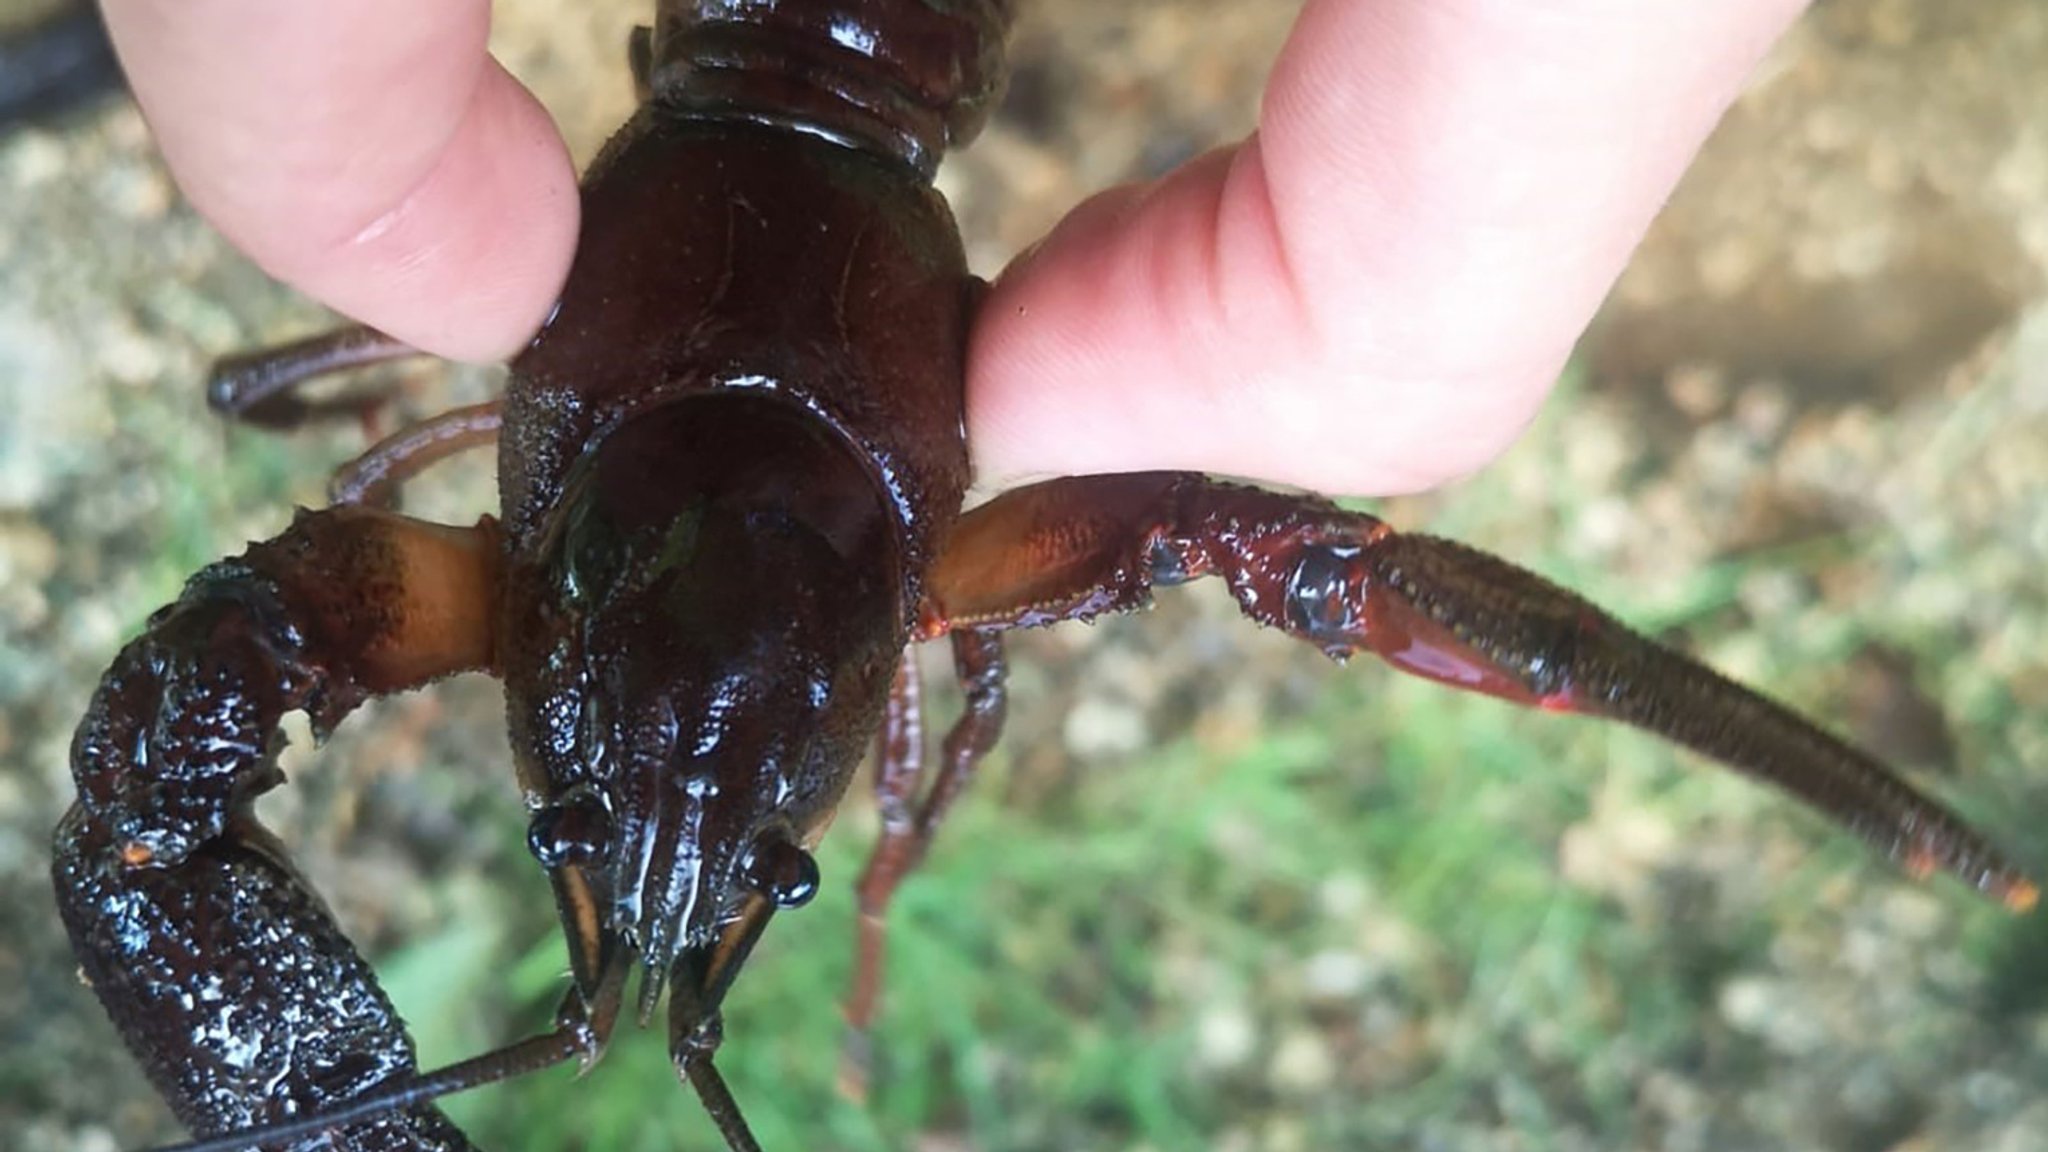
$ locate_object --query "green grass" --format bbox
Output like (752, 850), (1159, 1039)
(113, 382), (323, 612)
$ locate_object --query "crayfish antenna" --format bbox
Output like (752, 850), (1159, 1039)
(134, 1025), (591, 1152)
(665, 898), (780, 1152)
(686, 1056), (764, 1152)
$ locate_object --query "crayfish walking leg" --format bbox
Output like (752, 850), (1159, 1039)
(206, 325), (421, 430)
(205, 327), (503, 507)
(842, 632), (1008, 1095)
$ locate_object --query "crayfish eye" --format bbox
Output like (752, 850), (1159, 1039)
(528, 791), (612, 870)
(743, 838), (820, 909)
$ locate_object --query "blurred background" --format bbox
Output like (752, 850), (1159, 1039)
(4, 1), (2048, 1149)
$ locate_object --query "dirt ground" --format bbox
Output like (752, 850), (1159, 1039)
(4, 1), (2048, 1149)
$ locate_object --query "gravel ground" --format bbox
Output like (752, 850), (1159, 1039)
(4, 1), (2048, 1150)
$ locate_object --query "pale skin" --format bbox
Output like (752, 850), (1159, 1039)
(101, 0), (1810, 496)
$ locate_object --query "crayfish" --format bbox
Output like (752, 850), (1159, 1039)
(47, 2), (2037, 1150)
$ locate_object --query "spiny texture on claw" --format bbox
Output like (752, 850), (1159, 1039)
(52, 808), (473, 1152)
(67, 571), (311, 869)
(1319, 531), (2037, 910)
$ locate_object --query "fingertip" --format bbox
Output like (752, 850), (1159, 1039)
(104, 1), (579, 362)
(296, 62), (580, 363)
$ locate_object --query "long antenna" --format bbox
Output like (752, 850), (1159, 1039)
(686, 1056), (763, 1152)
(139, 1025), (588, 1152)
(665, 898), (779, 1151)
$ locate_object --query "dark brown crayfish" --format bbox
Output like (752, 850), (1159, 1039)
(50, 2), (2038, 1150)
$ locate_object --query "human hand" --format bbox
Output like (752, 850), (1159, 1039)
(967, 0), (1809, 494)
(100, 0), (578, 364)
(101, 0), (1808, 497)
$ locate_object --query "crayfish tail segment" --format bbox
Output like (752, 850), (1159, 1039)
(924, 472), (2033, 907)
(52, 807), (478, 1151)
